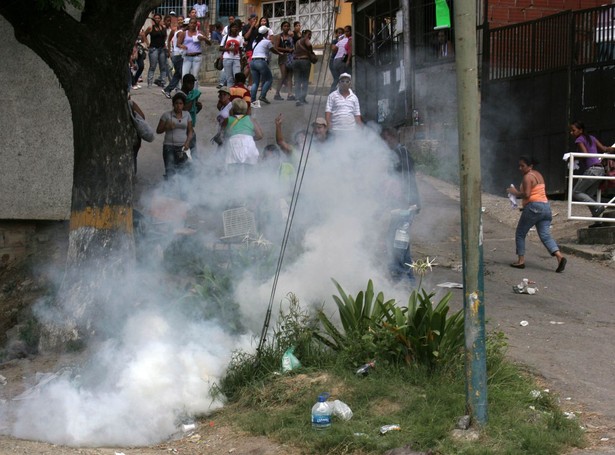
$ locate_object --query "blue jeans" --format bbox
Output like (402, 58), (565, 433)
(182, 54), (203, 81)
(223, 58), (241, 86)
(250, 59), (273, 100)
(515, 202), (559, 256)
(148, 47), (168, 85)
(387, 214), (415, 281)
(292, 59), (311, 102)
(164, 55), (183, 93)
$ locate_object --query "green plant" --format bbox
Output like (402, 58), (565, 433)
(315, 279), (395, 352)
(316, 278), (464, 369)
(381, 288), (464, 369)
(179, 266), (244, 333)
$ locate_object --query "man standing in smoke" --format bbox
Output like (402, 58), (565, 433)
(325, 73), (363, 133)
(381, 127), (421, 283)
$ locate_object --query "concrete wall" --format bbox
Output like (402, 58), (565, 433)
(0, 17), (73, 220)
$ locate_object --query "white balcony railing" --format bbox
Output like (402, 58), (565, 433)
(567, 152), (615, 222)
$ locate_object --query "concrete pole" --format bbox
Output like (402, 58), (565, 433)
(453, 0), (488, 425)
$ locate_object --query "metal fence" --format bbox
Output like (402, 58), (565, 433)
(567, 153), (615, 222)
(488, 5), (615, 80)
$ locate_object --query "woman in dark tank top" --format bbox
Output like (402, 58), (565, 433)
(142, 13), (169, 87)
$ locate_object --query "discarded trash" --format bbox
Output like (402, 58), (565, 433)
(437, 282), (463, 289)
(331, 400), (353, 421)
(115, 452), (126, 455)
(311, 393), (332, 430)
(530, 390), (542, 398)
(282, 346), (301, 373)
(0, 375), (6, 386)
(520, 320), (529, 327)
(380, 424), (401, 435)
(601, 437), (610, 442)
(563, 411), (576, 419)
(529, 405), (536, 410)
(513, 278), (538, 295)
(456, 415), (471, 430)
(182, 423), (196, 432)
(451, 264), (463, 272)
(356, 360), (376, 376)
(353, 432), (368, 437)
(549, 321), (565, 325)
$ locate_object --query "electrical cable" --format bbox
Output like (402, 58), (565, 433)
(256, 0), (342, 357)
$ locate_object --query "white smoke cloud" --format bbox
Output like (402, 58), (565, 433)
(1, 120), (425, 447)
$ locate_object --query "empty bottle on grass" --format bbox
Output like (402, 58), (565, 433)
(311, 393), (332, 430)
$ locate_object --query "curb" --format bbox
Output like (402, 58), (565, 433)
(559, 243), (614, 261)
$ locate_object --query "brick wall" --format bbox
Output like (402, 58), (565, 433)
(488, 0), (608, 28)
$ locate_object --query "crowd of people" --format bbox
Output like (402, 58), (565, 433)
(125, 9), (421, 284)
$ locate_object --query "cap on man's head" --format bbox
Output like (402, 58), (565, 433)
(183, 18), (190, 25)
(169, 11), (177, 16)
(339, 72), (352, 80)
(312, 117), (327, 127)
(218, 86), (231, 95)
(249, 13), (258, 18)
(258, 25), (269, 35)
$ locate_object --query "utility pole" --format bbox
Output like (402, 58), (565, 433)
(453, 0), (488, 425)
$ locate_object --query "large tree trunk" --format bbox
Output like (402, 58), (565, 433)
(0, 0), (161, 350)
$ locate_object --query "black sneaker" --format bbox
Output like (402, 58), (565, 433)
(296, 101), (302, 107)
(273, 94), (283, 100)
(259, 96), (270, 104)
(162, 89), (171, 99)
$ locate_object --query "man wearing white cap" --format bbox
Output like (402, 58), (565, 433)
(325, 72), (362, 132)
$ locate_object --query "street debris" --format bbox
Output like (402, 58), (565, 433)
(0, 374), (6, 386)
(513, 278), (538, 294)
(437, 282), (463, 289)
(380, 424), (401, 435)
(182, 423), (196, 432)
(520, 320), (529, 327)
(563, 411), (576, 419)
(455, 415), (471, 430)
(549, 321), (565, 325)
(356, 360), (376, 376)
(282, 346), (301, 372)
(331, 400), (353, 421)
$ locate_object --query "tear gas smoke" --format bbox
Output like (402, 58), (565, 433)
(1, 122), (427, 447)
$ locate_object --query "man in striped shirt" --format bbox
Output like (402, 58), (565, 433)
(325, 73), (363, 133)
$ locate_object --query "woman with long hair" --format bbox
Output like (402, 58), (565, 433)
(273, 21), (295, 100)
(507, 156), (567, 272)
(219, 20), (244, 86)
(156, 92), (193, 179)
(142, 13), (168, 87)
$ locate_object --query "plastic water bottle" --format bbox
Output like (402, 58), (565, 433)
(311, 393), (332, 430)
(393, 222), (410, 249)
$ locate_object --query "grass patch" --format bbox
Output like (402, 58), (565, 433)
(212, 280), (584, 454)
(215, 339), (585, 454)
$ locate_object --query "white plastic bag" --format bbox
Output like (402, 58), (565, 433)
(331, 399), (353, 421)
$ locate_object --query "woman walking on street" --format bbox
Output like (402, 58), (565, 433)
(507, 156), (567, 273)
(249, 25), (279, 107)
(273, 21), (295, 100)
(292, 30), (314, 106)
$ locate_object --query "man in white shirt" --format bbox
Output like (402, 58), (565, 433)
(325, 73), (363, 133)
(193, 0), (209, 31)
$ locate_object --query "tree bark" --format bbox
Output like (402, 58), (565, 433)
(0, 0), (161, 349)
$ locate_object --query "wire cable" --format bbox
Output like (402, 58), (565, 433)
(256, 0), (342, 357)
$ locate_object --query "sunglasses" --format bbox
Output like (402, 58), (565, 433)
(339, 80), (351, 83)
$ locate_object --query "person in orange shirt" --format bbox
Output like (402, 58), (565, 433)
(507, 156), (567, 272)
(229, 72), (252, 113)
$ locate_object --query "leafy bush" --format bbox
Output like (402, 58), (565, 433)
(316, 279), (464, 369)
